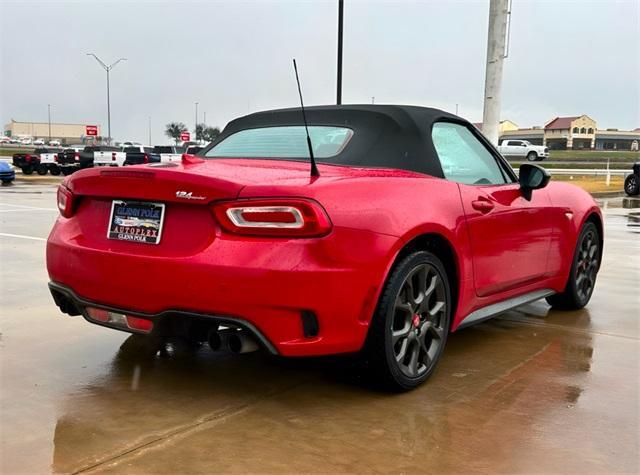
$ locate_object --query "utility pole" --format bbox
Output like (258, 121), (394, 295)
(204, 112), (207, 127)
(455, 103), (459, 116)
(371, 96), (375, 104)
(195, 102), (199, 141)
(336, 0), (344, 105)
(47, 104), (51, 142)
(86, 53), (127, 145)
(481, 0), (511, 145)
(148, 116), (152, 146)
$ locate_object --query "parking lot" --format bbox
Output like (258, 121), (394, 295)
(0, 181), (638, 474)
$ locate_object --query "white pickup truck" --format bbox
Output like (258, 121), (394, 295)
(153, 145), (185, 163)
(94, 147), (127, 167)
(497, 140), (549, 161)
(38, 148), (64, 175)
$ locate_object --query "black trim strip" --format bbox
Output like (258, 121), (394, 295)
(48, 281), (278, 354)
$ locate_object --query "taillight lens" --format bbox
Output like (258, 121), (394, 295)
(143, 153), (149, 163)
(57, 184), (75, 218)
(54, 154), (58, 162)
(212, 199), (332, 237)
(74, 152), (80, 161)
(112, 152), (117, 161)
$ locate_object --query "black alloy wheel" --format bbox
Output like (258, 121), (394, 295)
(546, 221), (600, 310)
(365, 251), (451, 390)
(624, 174), (639, 196)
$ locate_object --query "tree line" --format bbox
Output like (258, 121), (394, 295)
(165, 122), (221, 144)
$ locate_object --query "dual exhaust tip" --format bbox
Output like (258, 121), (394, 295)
(207, 328), (259, 354)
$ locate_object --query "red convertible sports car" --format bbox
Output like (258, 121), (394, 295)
(47, 105), (602, 389)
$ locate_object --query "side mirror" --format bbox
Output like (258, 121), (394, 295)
(519, 163), (550, 200)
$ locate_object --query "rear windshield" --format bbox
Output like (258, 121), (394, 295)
(204, 126), (353, 159)
(124, 147), (144, 153)
(154, 146), (182, 154)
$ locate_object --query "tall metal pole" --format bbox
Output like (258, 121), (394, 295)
(195, 102), (199, 141)
(86, 54), (126, 145)
(106, 69), (111, 144)
(148, 116), (152, 146)
(204, 112), (207, 127)
(455, 103), (459, 116)
(47, 104), (51, 142)
(481, 0), (510, 145)
(336, 0), (344, 105)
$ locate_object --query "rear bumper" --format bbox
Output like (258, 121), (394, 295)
(47, 219), (396, 356)
(49, 281), (278, 354)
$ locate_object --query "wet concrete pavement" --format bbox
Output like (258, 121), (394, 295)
(1, 182), (638, 474)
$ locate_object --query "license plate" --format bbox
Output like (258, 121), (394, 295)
(107, 200), (165, 245)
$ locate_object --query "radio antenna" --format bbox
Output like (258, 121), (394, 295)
(293, 59), (319, 177)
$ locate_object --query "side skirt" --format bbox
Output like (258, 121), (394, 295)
(457, 288), (555, 330)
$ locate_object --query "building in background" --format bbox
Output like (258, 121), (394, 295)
(495, 115), (639, 151)
(3, 120), (101, 145)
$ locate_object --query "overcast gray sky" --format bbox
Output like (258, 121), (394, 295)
(1, 0), (638, 143)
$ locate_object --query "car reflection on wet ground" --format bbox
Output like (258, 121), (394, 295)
(1, 184), (638, 474)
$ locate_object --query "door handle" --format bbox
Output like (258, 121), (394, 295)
(471, 199), (494, 213)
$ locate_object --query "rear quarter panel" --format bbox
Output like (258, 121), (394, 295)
(240, 174), (475, 327)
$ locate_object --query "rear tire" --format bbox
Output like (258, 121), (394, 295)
(546, 221), (600, 310)
(36, 164), (47, 175)
(527, 151), (538, 161)
(21, 165), (33, 175)
(61, 167), (74, 176)
(624, 174), (639, 196)
(364, 251), (451, 391)
(50, 166), (61, 176)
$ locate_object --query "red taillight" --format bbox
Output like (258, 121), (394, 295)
(85, 307), (153, 334)
(74, 152), (80, 161)
(57, 184), (75, 218)
(212, 198), (332, 237)
(54, 154), (58, 162)
(143, 153), (149, 163)
(112, 152), (117, 161)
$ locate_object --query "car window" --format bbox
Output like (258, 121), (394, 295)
(154, 146), (175, 154)
(205, 126), (353, 159)
(431, 122), (508, 186)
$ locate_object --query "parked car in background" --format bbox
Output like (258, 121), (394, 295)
(0, 137), (11, 144)
(185, 145), (204, 155)
(12, 148), (47, 174)
(0, 162), (15, 184)
(153, 145), (185, 163)
(38, 148), (64, 175)
(47, 105), (603, 390)
(20, 138), (32, 145)
(33, 139), (45, 146)
(123, 146), (160, 166)
(120, 141), (142, 147)
(94, 146), (126, 167)
(497, 140), (549, 161)
(57, 146), (85, 176)
(624, 162), (640, 196)
(48, 140), (61, 146)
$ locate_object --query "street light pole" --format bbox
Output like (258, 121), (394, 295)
(195, 102), (199, 141)
(86, 53), (127, 145)
(47, 104), (51, 142)
(148, 116), (152, 146)
(336, 0), (344, 105)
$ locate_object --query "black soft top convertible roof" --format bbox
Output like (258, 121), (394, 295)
(204, 104), (505, 178)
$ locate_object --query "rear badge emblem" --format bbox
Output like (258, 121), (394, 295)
(176, 191), (206, 200)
